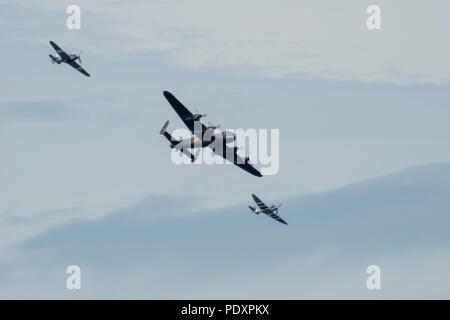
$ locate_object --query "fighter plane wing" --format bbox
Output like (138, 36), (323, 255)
(264, 211), (288, 225)
(163, 91), (206, 137)
(67, 59), (90, 77)
(252, 194), (287, 225)
(252, 194), (270, 211)
(49, 41), (70, 61)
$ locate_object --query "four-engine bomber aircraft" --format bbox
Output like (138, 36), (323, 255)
(161, 91), (263, 177)
(49, 41), (90, 77)
(249, 194), (287, 225)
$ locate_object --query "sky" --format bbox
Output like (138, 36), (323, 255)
(0, 0), (449, 298)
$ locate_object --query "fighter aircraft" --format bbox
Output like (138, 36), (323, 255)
(161, 91), (262, 177)
(48, 41), (90, 77)
(249, 194), (287, 225)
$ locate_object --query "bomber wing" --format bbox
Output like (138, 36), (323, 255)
(218, 144), (262, 177)
(163, 91), (207, 138)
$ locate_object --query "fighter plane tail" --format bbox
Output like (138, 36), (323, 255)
(248, 206), (258, 214)
(49, 54), (57, 64)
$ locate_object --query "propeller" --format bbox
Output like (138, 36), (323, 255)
(275, 203), (282, 213)
(207, 121), (221, 130)
(194, 108), (207, 119)
(78, 51), (83, 64)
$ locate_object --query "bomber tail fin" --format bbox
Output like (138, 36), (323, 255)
(160, 120), (178, 144)
(160, 120), (170, 135)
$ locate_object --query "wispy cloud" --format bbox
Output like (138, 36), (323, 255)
(1, 163), (449, 298)
(11, 0), (450, 84)
(1, 0), (449, 270)
(0, 101), (85, 122)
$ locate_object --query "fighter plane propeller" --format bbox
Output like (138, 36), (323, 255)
(77, 51), (83, 64)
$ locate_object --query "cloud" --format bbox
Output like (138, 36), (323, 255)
(1, 0), (450, 263)
(0, 101), (86, 122)
(1, 77), (450, 255)
(11, 0), (450, 84)
(1, 163), (450, 298)
(185, 248), (450, 299)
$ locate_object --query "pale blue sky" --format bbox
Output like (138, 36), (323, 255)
(0, 1), (449, 298)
